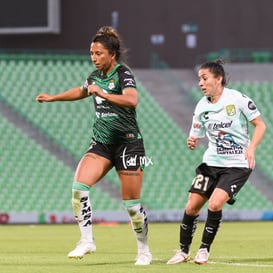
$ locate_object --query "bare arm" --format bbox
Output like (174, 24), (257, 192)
(245, 115), (266, 169)
(36, 86), (88, 103)
(87, 85), (138, 108)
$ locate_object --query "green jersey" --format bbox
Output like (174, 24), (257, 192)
(83, 64), (142, 144)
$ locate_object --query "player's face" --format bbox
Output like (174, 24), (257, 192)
(90, 42), (117, 75)
(198, 68), (222, 97)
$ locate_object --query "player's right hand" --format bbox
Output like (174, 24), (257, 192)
(36, 93), (53, 103)
(187, 136), (199, 150)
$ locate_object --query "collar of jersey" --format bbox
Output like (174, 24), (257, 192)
(100, 63), (120, 78)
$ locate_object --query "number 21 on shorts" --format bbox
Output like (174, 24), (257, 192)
(192, 174), (209, 192)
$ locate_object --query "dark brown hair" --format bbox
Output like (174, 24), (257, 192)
(92, 26), (127, 63)
(200, 59), (228, 86)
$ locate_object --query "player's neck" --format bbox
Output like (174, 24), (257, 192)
(209, 87), (223, 103)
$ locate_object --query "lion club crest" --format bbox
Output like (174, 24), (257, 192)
(226, 105), (236, 116)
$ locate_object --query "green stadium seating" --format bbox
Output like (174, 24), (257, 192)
(227, 81), (273, 181)
(0, 114), (121, 212)
(252, 51), (272, 63)
(0, 54), (273, 214)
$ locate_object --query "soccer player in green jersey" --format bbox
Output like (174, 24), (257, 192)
(167, 60), (266, 265)
(36, 26), (152, 265)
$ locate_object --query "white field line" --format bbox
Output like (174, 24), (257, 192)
(152, 255), (273, 268)
(208, 260), (273, 268)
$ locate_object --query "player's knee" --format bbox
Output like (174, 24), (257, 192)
(185, 203), (201, 216)
(208, 200), (224, 211)
(208, 193), (228, 211)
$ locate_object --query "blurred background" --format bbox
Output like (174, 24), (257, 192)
(0, 0), (272, 224)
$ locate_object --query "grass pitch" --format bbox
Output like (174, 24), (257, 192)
(0, 222), (272, 273)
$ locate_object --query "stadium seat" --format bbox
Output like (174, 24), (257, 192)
(251, 51), (272, 63)
(0, 54), (272, 214)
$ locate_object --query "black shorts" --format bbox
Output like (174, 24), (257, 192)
(86, 138), (146, 171)
(189, 163), (252, 200)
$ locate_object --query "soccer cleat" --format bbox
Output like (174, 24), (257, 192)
(194, 248), (209, 264)
(68, 239), (96, 259)
(167, 249), (190, 264)
(135, 251), (152, 265)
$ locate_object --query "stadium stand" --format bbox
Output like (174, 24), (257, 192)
(0, 54), (273, 215)
(199, 48), (273, 64)
(0, 114), (121, 212)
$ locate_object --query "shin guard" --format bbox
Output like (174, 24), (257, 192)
(72, 182), (93, 241)
(200, 209), (222, 251)
(123, 199), (149, 251)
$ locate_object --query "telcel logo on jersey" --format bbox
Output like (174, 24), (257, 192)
(208, 121), (232, 130)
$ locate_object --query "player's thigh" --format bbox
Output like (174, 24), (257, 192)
(118, 168), (144, 200)
(208, 188), (230, 211)
(185, 192), (207, 216)
(115, 139), (145, 200)
(74, 152), (112, 187)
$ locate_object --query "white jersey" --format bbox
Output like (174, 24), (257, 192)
(189, 88), (260, 167)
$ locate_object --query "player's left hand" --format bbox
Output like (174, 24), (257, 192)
(244, 146), (255, 169)
(88, 84), (104, 97)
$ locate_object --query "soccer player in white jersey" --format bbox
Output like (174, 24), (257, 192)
(167, 60), (266, 265)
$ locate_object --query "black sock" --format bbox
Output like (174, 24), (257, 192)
(179, 211), (198, 254)
(200, 209), (222, 252)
